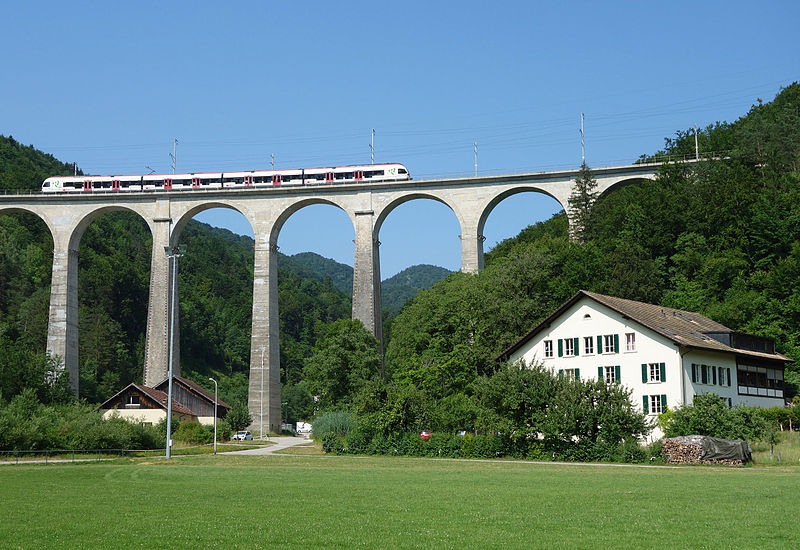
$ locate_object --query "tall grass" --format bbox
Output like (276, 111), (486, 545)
(752, 431), (800, 466)
(311, 411), (356, 438)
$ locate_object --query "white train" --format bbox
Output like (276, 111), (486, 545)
(42, 163), (410, 193)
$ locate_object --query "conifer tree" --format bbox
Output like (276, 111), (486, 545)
(567, 162), (598, 242)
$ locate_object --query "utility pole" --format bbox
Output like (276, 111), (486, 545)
(370, 129), (375, 165)
(271, 153), (275, 170)
(580, 113), (585, 165)
(73, 162), (77, 176)
(260, 346), (264, 438)
(170, 139), (178, 174)
(474, 142), (478, 177)
(694, 124), (699, 160)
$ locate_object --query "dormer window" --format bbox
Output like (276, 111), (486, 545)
(583, 314), (591, 320)
(125, 395), (141, 409)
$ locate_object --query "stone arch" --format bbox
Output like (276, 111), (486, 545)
(596, 176), (655, 201)
(67, 204), (153, 251)
(477, 186), (567, 238)
(268, 196), (355, 245)
(0, 206), (57, 244)
(171, 201), (258, 245)
(373, 191), (465, 240)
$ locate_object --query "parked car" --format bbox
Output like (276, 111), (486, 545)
(419, 431), (432, 440)
(232, 430), (253, 441)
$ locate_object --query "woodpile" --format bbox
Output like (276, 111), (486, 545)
(662, 437), (744, 466)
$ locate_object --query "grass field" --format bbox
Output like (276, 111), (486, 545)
(1, 454), (798, 549)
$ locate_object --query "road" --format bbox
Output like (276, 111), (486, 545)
(221, 436), (311, 455)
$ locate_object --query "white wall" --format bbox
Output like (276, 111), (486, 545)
(103, 408), (197, 424)
(509, 297), (682, 420)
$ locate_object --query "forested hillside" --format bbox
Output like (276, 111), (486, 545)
(2, 83), (799, 429)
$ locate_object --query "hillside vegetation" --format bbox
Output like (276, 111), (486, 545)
(1, 84), (799, 445)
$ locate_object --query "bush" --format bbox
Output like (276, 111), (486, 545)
(663, 393), (772, 442)
(0, 391), (163, 451)
(174, 422), (213, 444)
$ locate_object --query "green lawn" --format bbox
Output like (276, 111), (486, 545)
(1, 455), (797, 549)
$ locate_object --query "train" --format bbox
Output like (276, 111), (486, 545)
(42, 163), (410, 193)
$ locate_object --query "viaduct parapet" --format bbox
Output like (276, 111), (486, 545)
(0, 162), (665, 433)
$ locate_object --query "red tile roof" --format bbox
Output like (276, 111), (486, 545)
(100, 383), (194, 416)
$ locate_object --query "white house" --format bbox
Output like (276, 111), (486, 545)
(497, 291), (790, 439)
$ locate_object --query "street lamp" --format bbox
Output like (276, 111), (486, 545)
(209, 377), (218, 454)
(164, 244), (186, 459)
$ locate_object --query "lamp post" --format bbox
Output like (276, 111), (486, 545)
(164, 244), (186, 459)
(209, 377), (218, 454)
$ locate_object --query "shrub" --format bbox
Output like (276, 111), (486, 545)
(0, 392), (163, 451)
(663, 393), (772, 442)
(174, 422), (213, 444)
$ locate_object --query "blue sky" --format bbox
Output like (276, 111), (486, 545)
(2, 1), (798, 277)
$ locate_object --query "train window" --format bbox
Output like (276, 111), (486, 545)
(398, 168), (407, 174)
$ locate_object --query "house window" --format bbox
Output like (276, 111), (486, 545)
(719, 368), (726, 386)
(626, 333), (636, 352)
(649, 363), (661, 382)
(604, 366), (617, 384)
(584, 336), (594, 355)
(737, 364), (784, 398)
(125, 395), (141, 409)
(649, 394), (664, 414)
(560, 368), (578, 381)
(544, 340), (553, 358)
(603, 334), (617, 354)
(564, 338), (575, 357)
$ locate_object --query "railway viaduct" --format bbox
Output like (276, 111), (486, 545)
(0, 162), (665, 433)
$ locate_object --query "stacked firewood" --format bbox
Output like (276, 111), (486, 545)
(661, 438), (743, 466)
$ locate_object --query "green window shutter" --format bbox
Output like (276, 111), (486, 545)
(642, 395), (649, 413)
(613, 334), (619, 353)
(691, 363), (697, 383)
(558, 369), (563, 378)
(598, 366), (604, 380)
(701, 365), (707, 384)
(615, 365), (621, 383)
(661, 394), (667, 411)
(712, 366), (717, 385)
(660, 362), (666, 383)
(574, 368), (580, 380)
(558, 339), (563, 357)
(727, 368), (731, 387)
(641, 364), (647, 383)
(574, 337), (579, 356)
(597, 335), (603, 353)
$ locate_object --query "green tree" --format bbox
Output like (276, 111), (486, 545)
(226, 401), (253, 431)
(304, 319), (381, 410)
(567, 162), (598, 243)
